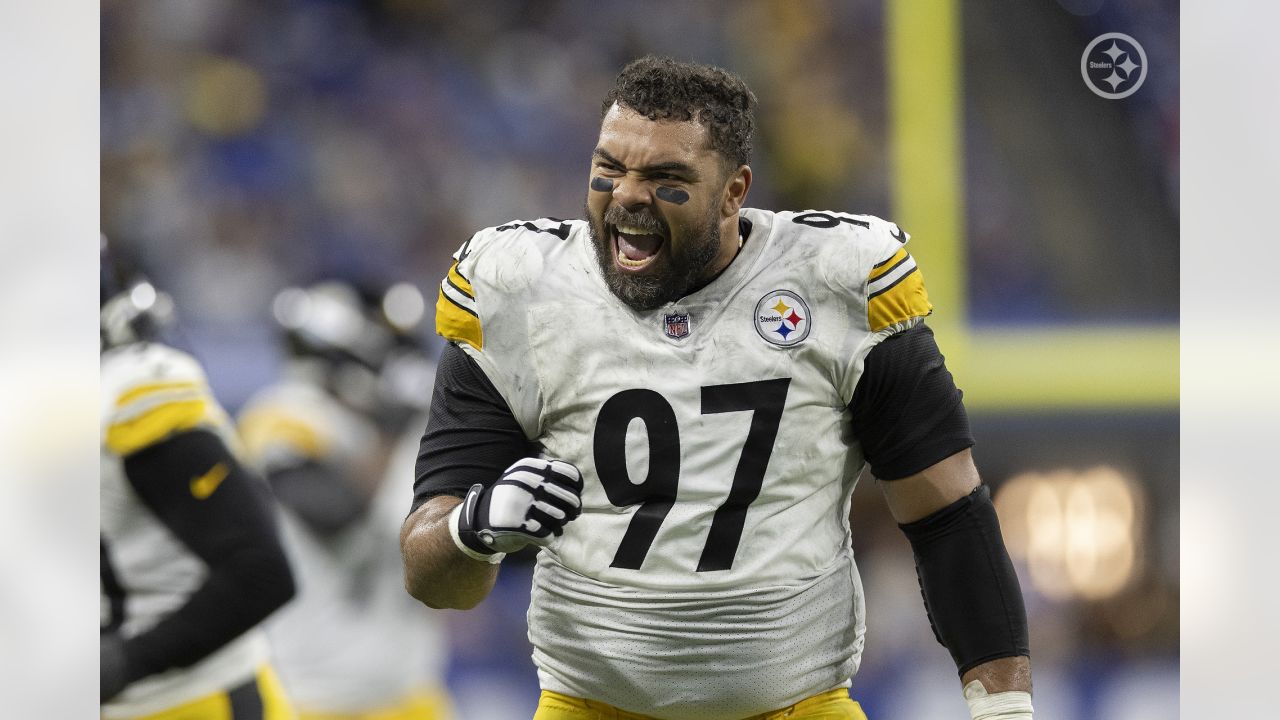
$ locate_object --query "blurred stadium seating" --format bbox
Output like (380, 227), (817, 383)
(100, 1), (1179, 717)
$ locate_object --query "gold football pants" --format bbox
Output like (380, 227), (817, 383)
(125, 667), (292, 720)
(533, 688), (868, 720)
(296, 687), (454, 720)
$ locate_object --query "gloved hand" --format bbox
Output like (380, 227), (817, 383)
(448, 458), (584, 562)
(100, 631), (132, 703)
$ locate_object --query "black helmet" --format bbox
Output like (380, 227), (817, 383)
(100, 233), (174, 350)
(271, 279), (434, 428)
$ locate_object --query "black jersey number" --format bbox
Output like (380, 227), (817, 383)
(791, 211), (870, 230)
(593, 378), (791, 571)
(495, 218), (572, 240)
(792, 211), (907, 243)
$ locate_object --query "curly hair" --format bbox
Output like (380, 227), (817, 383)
(602, 55), (757, 168)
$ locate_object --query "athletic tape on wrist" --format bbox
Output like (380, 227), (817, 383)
(963, 680), (1033, 720)
(448, 502), (506, 564)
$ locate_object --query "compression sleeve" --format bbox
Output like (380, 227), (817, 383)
(900, 485), (1031, 675)
(118, 429), (295, 682)
(410, 342), (539, 512)
(849, 323), (974, 479)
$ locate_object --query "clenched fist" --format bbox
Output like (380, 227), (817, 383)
(448, 458), (584, 561)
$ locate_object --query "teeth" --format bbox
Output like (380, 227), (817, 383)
(617, 249), (651, 267)
(616, 225), (657, 236)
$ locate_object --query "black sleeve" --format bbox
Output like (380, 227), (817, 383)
(118, 429), (295, 683)
(267, 460), (368, 539)
(849, 323), (975, 480)
(900, 485), (1031, 674)
(410, 342), (540, 513)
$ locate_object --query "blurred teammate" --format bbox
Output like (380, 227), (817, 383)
(238, 280), (451, 720)
(100, 237), (296, 719)
(401, 57), (1034, 720)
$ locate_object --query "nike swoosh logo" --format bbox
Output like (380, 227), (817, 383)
(190, 462), (229, 500)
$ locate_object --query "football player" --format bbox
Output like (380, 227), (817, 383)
(401, 56), (1033, 720)
(238, 280), (452, 719)
(100, 237), (296, 719)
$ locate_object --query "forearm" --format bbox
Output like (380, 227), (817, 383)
(879, 451), (1032, 712)
(961, 655), (1033, 719)
(962, 655), (1031, 694)
(400, 495), (499, 609)
(126, 546), (293, 677)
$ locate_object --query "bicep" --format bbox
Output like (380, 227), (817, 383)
(848, 322), (979, 521)
(878, 448), (981, 523)
(849, 322), (974, 481)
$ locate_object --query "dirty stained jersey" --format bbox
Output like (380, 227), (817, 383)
(434, 207), (932, 720)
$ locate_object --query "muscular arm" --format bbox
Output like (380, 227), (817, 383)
(400, 343), (537, 608)
(879, 450), (1032, 694)
(852, 324), (1031, 699)
(400, 495), (498, 609)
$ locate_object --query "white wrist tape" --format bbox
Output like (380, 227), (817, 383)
(963, 680), (1033, 720)
(448, 502), (506, 564)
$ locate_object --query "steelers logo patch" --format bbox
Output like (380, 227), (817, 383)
(754, 290), (811, 347)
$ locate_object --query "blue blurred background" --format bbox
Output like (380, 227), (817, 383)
(100, 1), (1179, 717)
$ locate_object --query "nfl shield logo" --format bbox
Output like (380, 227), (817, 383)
(664, 313), (690, 339)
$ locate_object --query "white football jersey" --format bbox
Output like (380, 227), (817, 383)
(100, 342), (269, 719)
(435, 208), (931, 719)
(238, 378), (449, 713)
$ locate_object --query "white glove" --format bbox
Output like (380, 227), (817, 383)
(448, 458), (584, 563)
(964, 680), (1033, 720)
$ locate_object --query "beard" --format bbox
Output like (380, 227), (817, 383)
(586, 200), (722, 312)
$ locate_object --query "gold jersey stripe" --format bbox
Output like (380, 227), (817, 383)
(869, 247), (909, 282)
(436, 287), (483, 350)
(868, 268), (933, 332)
(237, 408), (327, 462)
(115, 380), (203, 408)
(105, 397), (212, 456)
(447, 264), (474, 298)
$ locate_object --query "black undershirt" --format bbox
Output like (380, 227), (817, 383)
(411, 322), (972, 512)
(412, 345), (541, 511)
(848, 323), (974, 480)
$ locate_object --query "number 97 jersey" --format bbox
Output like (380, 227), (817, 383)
(435, 208), (932, 718)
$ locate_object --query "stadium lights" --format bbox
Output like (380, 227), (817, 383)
(995, 467), (1143, 601)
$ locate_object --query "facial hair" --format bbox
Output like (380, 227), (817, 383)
(586, 200), (721, 312)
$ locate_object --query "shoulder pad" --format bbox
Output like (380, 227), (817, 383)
(236, 382), (330, 466)
(857, 216), (930, 332)
(776, 210), (930, 332)
(436, 218), (585, 350)
(101, 343), (226, 456)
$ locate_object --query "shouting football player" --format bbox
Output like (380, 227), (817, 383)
(401, 56), (1033, 720)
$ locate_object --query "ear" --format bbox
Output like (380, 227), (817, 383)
(720, 165), (752, 218)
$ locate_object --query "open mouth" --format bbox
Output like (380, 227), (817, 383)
(611, 224), (665, 272)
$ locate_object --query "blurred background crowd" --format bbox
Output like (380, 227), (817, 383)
(100, 0), (1179, 718)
